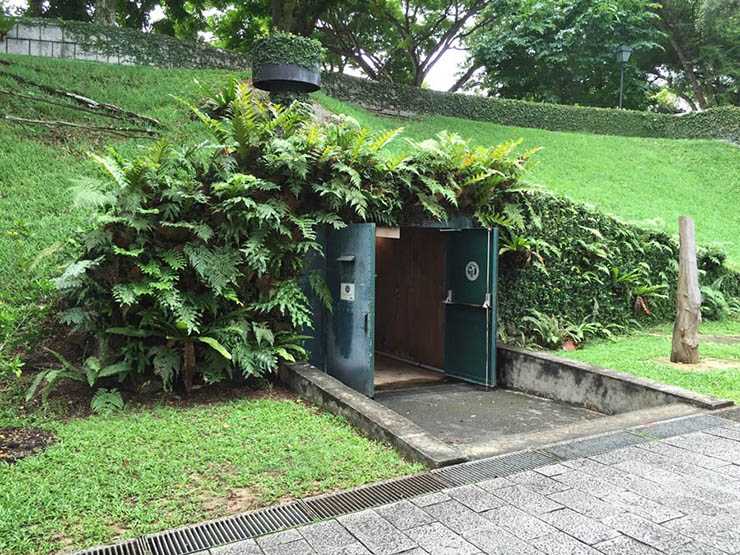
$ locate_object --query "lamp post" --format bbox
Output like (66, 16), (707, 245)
(615, 44), (633, 109)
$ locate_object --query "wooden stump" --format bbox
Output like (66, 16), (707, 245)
(671, 216), (701, 363)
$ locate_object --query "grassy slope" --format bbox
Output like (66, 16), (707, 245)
(317, 95), (740, 267)
(0, 55), (241, 336)
(560, 319), (740, 403)
(0, 56), (420, 555)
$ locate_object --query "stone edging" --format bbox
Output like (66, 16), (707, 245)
(497, 344), (734, 414)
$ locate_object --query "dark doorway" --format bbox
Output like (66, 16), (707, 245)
(375, 227), (448, 388)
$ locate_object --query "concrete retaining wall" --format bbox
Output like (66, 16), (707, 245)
(0, 19), (248, 69)
(497, 344), (732, 414)
(2, 20), (129, 64)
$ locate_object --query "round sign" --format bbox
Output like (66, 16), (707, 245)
(465, 261), (480, 282)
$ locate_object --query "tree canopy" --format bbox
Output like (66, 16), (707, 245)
(466, 0), (662, 109)
(17, 0), (739, 108)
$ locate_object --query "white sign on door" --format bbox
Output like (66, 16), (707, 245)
(465, 261), (480, 282)
(340, 282), (355, 301)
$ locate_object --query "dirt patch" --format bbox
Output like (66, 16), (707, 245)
(700, 335), (740, 345)
(0, 427), (55, 463)
(200, 486), (262, 514)
(655, 357), (740, 372)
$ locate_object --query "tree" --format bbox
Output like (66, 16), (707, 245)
(467, 0), (662, 109)
(671, 216), (701, 363)
(317, 0), (493, 87)
(656, 0), (739, 109)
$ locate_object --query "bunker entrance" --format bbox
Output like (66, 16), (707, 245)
(312, 222), (498, 398)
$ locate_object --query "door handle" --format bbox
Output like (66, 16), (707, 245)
(364, 312), (369, 334)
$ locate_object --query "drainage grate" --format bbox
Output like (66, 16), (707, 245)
(144, 502), (312, 555)
(303, 473), (449, 519)
(77, 539), (149, 555)
(634, 415), (728, 439)
(433, 450), (557, 486)
(544, 431), (648, 460)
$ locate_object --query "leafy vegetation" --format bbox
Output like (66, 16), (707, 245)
(44, 78), (529, 400)
(318, 94), (740, 266)
(0, 55), (239, 393)
(252, 31), (325, 70)
(468, 0), (661, 109)
(0, 389), (420, 554)
(561, 319), (740, 402)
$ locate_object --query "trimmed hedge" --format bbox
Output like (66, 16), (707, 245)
(12, 17), (250, 70)
(322, 73), (740, 142)
(498, 191), (739, 336)
(252, 32), (324, 71)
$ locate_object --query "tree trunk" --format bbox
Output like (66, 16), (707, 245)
(28, 0), (44, 17)
(449, 62), (482, 93)
(661, 17), (709, 110)
(94, 0), (117, 26)
(671, 216), (701, 363)
(271, 0), (298, 33)
(182, 339), (196, 394)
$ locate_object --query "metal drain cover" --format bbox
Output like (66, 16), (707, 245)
(433, 450), (557, 486)
(304, 473), (448, 519)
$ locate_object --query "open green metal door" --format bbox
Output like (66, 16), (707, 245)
(443, 228), (498, 387)
(325, 223), (376, 397)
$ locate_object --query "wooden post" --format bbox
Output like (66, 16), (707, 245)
(671, 216), (701, 363)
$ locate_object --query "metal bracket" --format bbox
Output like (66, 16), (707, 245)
(443, 289), (453, 304)
(482, 293), (491, 309)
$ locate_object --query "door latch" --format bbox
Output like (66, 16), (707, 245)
(443, 289), (453, 304)
(482, 293), (491, 309)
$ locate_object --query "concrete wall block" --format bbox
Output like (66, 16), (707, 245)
(5, 23), (19, 39)
(39, 24), (63, 42)
(30, 40), (54, 57)
(15, 23), (41, 41)
(59, 42), (75, 58)
(6, 38), (30, 55)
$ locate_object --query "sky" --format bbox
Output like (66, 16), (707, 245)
(5, 0), (469, 91)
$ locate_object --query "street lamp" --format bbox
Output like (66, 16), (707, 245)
(615, 44), (633, 109)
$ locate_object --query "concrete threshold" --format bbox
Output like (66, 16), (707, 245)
(279, 363), (466, 467)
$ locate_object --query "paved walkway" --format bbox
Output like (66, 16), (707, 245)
(211, 420), (740, 555)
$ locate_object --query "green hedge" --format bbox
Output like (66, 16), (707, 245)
(13, 17), (250, 70)
(322, 73), (740, 142)
(498, 191), (739, 336)
(252, 32), (324, 71)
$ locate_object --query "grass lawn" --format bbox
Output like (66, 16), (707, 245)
(317, 95), (740, 267)
(559, 319), (740, 403)
(0, 385), (421, 554)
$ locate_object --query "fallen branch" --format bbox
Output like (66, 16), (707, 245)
(0, 71), (163, 128)
(3, 115), (160, 139)
(0, 88), (156, 130)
